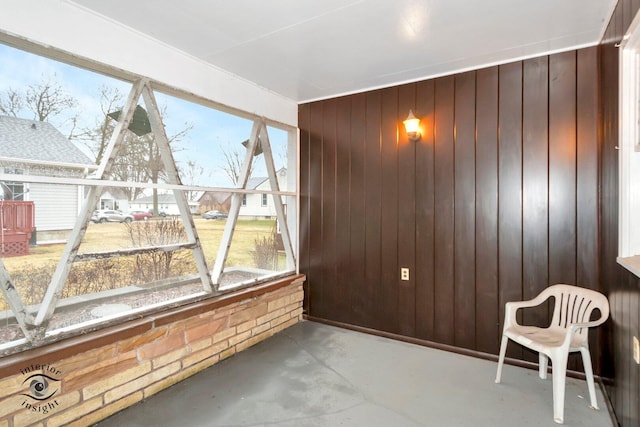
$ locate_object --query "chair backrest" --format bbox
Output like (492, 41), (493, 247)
(542, 284), (609, 342)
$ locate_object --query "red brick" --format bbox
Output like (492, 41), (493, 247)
(228, 303), (268, 326)
(137, 333), (185, 360)
(118, 327), (167, 353)
(184, 317), (227, 343)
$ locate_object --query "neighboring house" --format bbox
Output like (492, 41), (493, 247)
(0, 116), (96, 243)
(97, 187), (130, 212)
(129, 193), (199, 215)
(239, 168), (287, 220)
(198, 191), (231, 214)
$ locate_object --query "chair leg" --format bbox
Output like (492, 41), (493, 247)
(580, 348), (599, 410)
(551, 354), (568, 424)
(495, 335), (509, 383)
(539, 353), (548, 379)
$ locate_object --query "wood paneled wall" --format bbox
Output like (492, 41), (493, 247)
(599, 1), (640, 426)
(299, 48), (600, 369)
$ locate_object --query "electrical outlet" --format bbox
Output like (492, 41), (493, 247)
(400, 268), (409, 281)
(634, 336), (640, 365)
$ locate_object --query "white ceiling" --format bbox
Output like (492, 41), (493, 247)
(69, 0), (616, 104)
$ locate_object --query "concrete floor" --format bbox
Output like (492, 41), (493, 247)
(96, 321), (614, 427)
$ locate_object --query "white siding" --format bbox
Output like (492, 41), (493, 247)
(239, 170), (288, 218)
(29, 183), (79, 231)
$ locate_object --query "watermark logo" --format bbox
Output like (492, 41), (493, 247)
(19, 364), (62, 415)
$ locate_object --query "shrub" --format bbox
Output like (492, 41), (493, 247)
(125, 218), (190, 282)
(251, 225), (278, 270)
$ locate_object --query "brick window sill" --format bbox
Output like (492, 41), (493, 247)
(0, 273), (304, 379)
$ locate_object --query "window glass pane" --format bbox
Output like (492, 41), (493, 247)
(152, 91), (254, 188)
(219, 216), (291, 291)
(0, 41), (297, 354)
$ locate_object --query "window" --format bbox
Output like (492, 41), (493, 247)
(618, 12), (640, 276)
(0, 41), (298, 355)
(262, 193), (268, 207)
(1, 168), (24, 200)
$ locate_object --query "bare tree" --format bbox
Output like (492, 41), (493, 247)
(179, 160), (209, 201)
(221, 140), (258, 186)
(74, 85), (124, 165)
(0, 74), (79, 137)
(75, 86), (193, 204)
(25, 75), (77, 122)
(0, 88), (23, 117)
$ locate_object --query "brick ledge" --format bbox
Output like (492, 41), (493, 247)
(0, 274), (304, 378)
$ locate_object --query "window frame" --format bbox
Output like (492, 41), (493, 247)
(618, 11), (640, 277)
(0, 43), (300, 354)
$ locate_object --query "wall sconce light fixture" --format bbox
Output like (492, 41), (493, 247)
(403, 109), (421, 142)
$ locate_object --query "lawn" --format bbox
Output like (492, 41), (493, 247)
(0, 218), (283, 310)
(3, 218), (277, 271)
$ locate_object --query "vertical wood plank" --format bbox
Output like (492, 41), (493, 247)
(321, 100), (337, 320)
(415, 80), (436, 341)
(475, 66), (499, 354)
(576, 47), (598, 290)
(498, 61), (523, 360)
(522, 56), (549, 346)
(379, 87), (399, 332)
(576, 46), (601, 372)
(307, 102), (324, 318)
(454, 71), (476, 350)
(548, 51), (577, 286)
(397, 83), (417, 336)
(349, 94), (368, 326)
(364, 91), (383, 328)
(298, 103), (311, 314)
(334, 96), (352, 323)
(433, 76), (455, 345)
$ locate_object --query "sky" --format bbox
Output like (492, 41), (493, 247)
(0, 43), (289, 189)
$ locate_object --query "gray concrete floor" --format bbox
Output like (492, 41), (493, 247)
(96, 321), (614, 427)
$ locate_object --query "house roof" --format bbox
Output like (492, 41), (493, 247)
(245, 168), (287, 190)
(246, 177), (267, 190)
(198, 191), (232, 204)
(0, 116), (94, 166)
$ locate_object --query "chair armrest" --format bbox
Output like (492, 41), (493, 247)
(504, 293), (551, 329)
(559, 321), (605, 348)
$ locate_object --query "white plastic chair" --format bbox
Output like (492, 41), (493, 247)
(494, 284), (609, 424)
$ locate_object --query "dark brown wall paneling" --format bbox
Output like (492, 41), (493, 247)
(549, 51), (578, 286)
(299, 46), (602, 376)
(414, 80), (436, 341)
(379, 88), (400, 333)
(599, 1), (640, 426)
(299, 103), (311, 315)
(321, 99), (338, 321)
(576, 47), (600, 370)
(398, 84), (417, 337)
(307, 102), (324, 317)
(522, 56), (549, 339)
(475, 67), (499, 354)
(433, 76), (456, 345)
(364, 91), (383, 329)
(334, 97), (351, 324)
(497, 62), (524, 361)
(453, 71), (476, 350)
(349, 94), (367, 326)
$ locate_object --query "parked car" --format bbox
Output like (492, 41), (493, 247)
(91, 210), (134, 223)
(129, 210), (153, 221)
(147, 209), (167, 217)
(203, 210), (228, 220)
